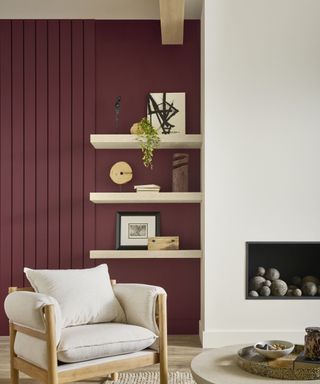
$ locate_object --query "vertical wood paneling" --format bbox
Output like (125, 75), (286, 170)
(24, 21), (36, 275)
(0, 19), (96, 292)
(35, 21), (48, 269)
(59, 21), (72, 269)
(0, 21), (12, 323)
(47, 21), (60, 269)
(83, 20), (96, 268)
(0, 20), (96, 334)
(71, 21), (84, 269)
(11, 21), (24, 287)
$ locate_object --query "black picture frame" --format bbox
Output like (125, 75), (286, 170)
(116, 211), (160, 250)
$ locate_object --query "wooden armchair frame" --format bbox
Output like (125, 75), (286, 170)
(8, 284), (168, 384)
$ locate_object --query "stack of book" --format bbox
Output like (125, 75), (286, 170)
(134, 184), (161, 193)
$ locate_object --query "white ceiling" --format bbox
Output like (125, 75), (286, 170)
(0, 0), (203, 19)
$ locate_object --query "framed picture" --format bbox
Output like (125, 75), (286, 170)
(116, 212), (160, 250)
(147, 92), (185, 135)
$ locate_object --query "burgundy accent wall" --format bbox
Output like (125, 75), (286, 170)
(0, 20), (200, 335)
(0, 20), (96, 335)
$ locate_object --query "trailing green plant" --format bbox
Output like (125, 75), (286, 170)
(134, 117), (160, 169)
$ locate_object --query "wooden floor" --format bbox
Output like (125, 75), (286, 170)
(0, 335), (203, 383)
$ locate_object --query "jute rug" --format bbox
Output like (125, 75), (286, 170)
(104, 371), (196, 384)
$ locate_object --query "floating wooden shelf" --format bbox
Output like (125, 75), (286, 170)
(90, 192), (202, 204)
(90, 134), (202, 149)
(90, 250), (202, 259)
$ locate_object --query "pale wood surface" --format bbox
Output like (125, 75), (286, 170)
(0, 335), (202, 383)
(191, 345), (319, 384)
(159, 295), (168, 384)
(90, 134), (202, 149)
(90, 249), (202, 259)
(9, 324), (18, 384)
(12, 324), (46, 341)
(45, 305), (58, 384)
(159, 0), (185, 45)
(90, 192), (202, 204)
(148, 237), (179, 251)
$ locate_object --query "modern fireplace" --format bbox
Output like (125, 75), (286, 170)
(246, 242), (320, 299)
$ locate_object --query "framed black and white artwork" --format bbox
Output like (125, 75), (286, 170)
(147, 92), (185, 135)
(116, 212), (160, 250)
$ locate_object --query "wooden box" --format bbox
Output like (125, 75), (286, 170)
(148, 236), (179, 250)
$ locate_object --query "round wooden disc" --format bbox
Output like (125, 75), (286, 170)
(109, 161), (133, 185)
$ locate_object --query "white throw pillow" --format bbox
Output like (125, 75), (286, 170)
(24, 264), (125, 328)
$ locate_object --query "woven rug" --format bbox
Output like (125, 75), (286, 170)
(104, 371), (196, 384)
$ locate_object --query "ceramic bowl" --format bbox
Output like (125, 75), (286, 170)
(254, 340), (295, 359)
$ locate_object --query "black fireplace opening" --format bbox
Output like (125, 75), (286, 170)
(246, 242), (320, 299)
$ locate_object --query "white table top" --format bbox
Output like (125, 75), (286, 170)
(191, 344), (320, 384)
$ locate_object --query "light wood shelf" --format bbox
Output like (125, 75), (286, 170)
(90, 134), (202, 149)
(90, 250), (202, 259)
(90, 192), (202, 204)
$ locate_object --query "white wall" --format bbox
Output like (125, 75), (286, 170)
(203, 0), (320, 347)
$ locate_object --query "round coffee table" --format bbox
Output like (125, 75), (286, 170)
(191, 344), (320, 384)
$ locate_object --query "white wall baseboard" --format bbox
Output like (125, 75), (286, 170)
(201, 330), (305, 348)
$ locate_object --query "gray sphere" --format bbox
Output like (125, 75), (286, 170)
(293, 288), (302, 297)
(271, 279), (288, 296)
(302, 282), (317, 296)
(249, 276), (266, 291)
(265, 268), (280, 281)
(249, 290), (259, 297)
(264, 280), (272, 287)
(302, 276), (319, 285)
(256, 266), (266, 276)
(259, 286), (271, 296)
(292, 276), (302, 287)
(286, 289), (293, 296)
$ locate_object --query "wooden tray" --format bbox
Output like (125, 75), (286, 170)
(237, 345), (320, 380)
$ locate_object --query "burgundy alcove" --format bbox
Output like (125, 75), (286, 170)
(0, 20), (200, 335)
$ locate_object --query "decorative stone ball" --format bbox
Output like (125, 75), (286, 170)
(256, 266), (266, 276)
(292, 276), (302, 287)
(265, 268), (280, 281)
(271, 279), (288, 296)
(264, 280), (272, 287)
(249, 290), (259, 297)
(302, 276), (320, 285)
(259, 286), (271, 296)
(293, 288), (302, 297)
(302, 282), (317, 296)
(286, 289), (293, 296)
(249, 276), (266, 291)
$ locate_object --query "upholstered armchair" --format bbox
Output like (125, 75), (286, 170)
(4, 264), (168, 384)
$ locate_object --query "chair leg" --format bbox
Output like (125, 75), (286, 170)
(10, 367), (19, 384)
(159, 294), (169, 384)
(9, 323), (19, 384)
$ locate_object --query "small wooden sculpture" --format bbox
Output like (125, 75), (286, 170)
(109, 161), (133, 185)
(148, 236), (179, 250)
(172, 153), (189, 192)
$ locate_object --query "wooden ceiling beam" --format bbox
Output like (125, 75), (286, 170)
(159, 0), (185, 45)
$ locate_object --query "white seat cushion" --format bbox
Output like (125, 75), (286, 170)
(24, 264), (125, 327)
(57, 323), (157, 363)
